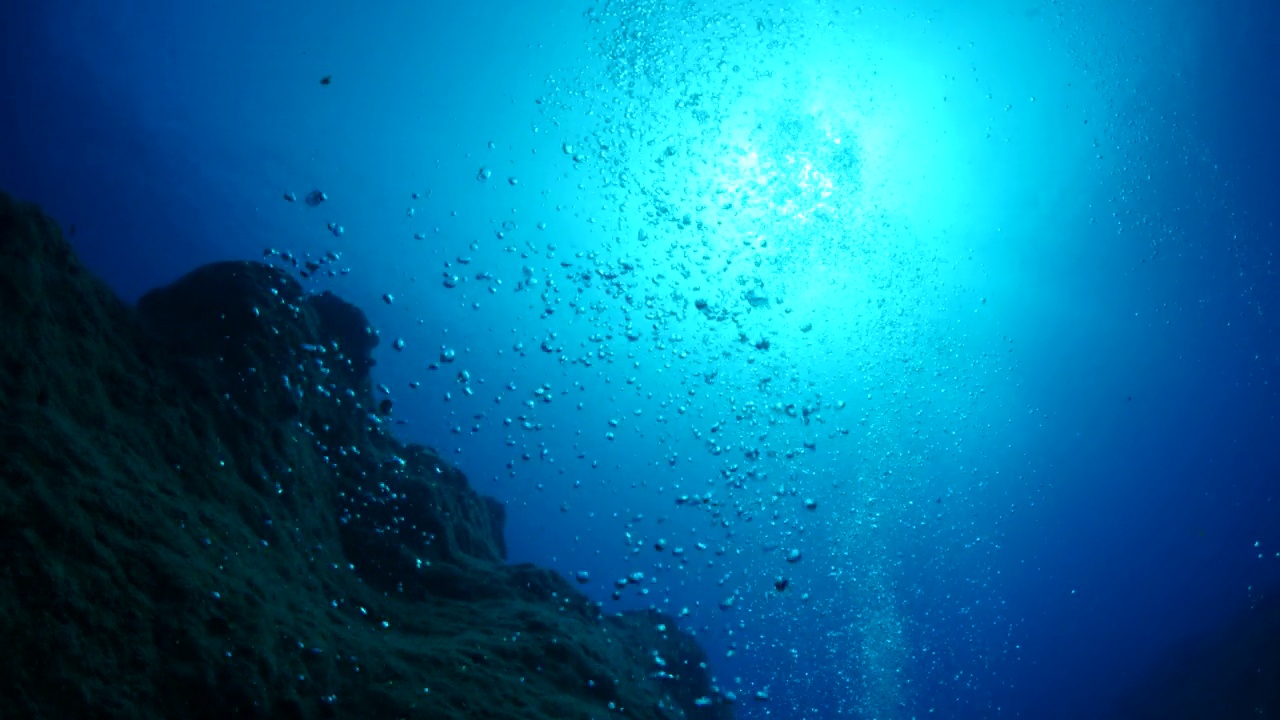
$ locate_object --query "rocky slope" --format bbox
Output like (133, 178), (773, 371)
(0, 191), (733, 720)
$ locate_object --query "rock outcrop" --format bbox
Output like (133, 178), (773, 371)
(0, 191), (733, 720)
(1112, 592), (1280, 718)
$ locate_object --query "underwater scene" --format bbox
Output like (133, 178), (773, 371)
(2, 0), (1278, 718)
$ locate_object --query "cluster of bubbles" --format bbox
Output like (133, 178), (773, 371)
(267, 1), (1148, 716)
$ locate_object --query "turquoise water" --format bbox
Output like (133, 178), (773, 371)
(4, 1), (1278, 717)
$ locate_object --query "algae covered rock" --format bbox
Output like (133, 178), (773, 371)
(0, 191), (732, 720)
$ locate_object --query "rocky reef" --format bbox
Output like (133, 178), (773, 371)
(1112, 592), (1280, 718)
(0, 191), (733, 720)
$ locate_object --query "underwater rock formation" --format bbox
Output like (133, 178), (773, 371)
(1112, 592), (1280, 719)
(0, 191), (733, 720)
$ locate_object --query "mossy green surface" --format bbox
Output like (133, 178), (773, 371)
(0, 191), (733, 720)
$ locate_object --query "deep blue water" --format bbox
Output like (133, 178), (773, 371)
(3, 0), (1278, 717)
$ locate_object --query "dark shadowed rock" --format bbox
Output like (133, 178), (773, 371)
(0, 191), (733, 720)
(1111, 592), (1280, 719)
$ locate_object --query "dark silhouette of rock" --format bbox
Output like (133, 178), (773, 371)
(1111, 592), (1280, 719)
(0, 191), (733, 720)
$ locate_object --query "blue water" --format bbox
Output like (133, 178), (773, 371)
(4, 0), (1278, 717)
